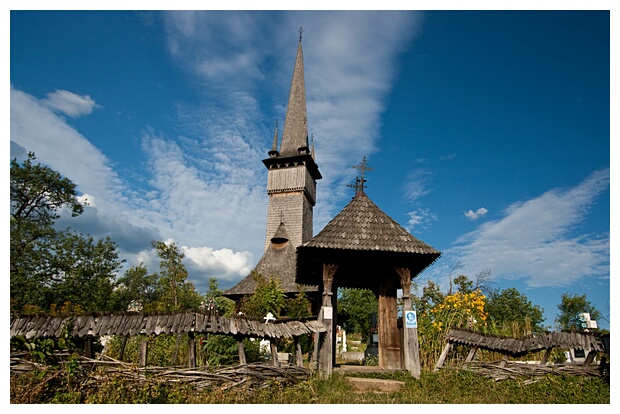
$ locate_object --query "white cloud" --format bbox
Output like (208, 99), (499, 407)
(160, 11), (423, 231)
(464, 207), (488, 220)
(77, 193), (95, 207)
(42, 89), (99, 117)
(10, 86), (260, 290)
(452, 169), (610, 287)
(10, 12), (425, 294)
(405, 208), (438, 233)
(403, 168), (433, 202)
(183, 246), (253, 282)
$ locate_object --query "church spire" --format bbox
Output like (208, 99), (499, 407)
(279, 28), (309, 157)
(268, 120), (279, 157)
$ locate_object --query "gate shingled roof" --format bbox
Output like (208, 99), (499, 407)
(296, 190), (441, 289)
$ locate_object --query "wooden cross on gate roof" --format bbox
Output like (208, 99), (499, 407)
(349, 156), (373, 193)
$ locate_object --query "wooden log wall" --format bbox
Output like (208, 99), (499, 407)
(10, 313), (326, 341)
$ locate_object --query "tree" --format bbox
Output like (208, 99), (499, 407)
(413, 280), (445, 317)
(238, 272), (287, 318)
(50, 233), (121, 311)
(485, 287), (545, 335)
(204, 277), (235, 317)
(337, 288), (378, 341)
(453, 274), (474, 294)
(111, 263), (160, 311)
(10, 152), (122, 313)
(152, 240), (201, 312)
(555, 292), (601, 331)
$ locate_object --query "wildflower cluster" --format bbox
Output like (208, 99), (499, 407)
(429, 290), (487, 332)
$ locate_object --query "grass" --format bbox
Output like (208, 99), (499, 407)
(10, 364), (610, 404)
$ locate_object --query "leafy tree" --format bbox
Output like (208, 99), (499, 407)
(453, 275), (474, 294)
(204, 277), (235, 317)
(413, 280), (445, 317)
(285, 290), (311, 319)
(452, 270), (493, 295)
(50, 233), (121, 311)
(238, 272), (286, 318)
(485, 287), (545, 335)
(10, 152), (122, 313)
(111, 263), (160, 311)
(152, 240), (201, 312)
(337, 288), (377, 341)
(555, 292), (601, 331)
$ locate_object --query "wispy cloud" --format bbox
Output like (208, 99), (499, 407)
(42, 89), (99, 117)
(403, 168), (433, 202)
(405, 208), (438, 233)
(452, 169), (610, 287)
(161, 11), (423, 229)
(464, 207), (488, 220)
(10, 11), (425, 292)
(10, 86), (258, 291)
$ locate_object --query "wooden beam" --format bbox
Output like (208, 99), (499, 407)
(378, 276), (400, 370)
(139, 340), (148, 368)
(465, 346), (478, 363)
(583, 350), (597, 367)
(270, 340), (279, 367)
(84, 337), (93, 359)
(188, 332), (196, 368)
(295, 336), (304, 367)
(539, 348), (552, 365)
(118, 336), (128, 361)
(318, 263), (338, 378)
(237, 336), (246, 365)
(434, 342), (452, 371)
(396, 267), (421, 379)
(499, 355), (508, 368)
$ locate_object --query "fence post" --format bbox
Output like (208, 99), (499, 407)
(295, 336), (304, 367)
(139, 339), (148, 368)
(237, 336), (247, 365)
(119, 336), (128, 361)
(270, 340), (279, 367)
(188, 332), (196, 368)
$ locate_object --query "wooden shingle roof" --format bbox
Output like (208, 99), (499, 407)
(301, 190), (440, 254)
(296, 191), (441, 288)
(224, 223), (317, 300)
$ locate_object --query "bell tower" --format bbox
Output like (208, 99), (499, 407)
(262, 29), (321, 251)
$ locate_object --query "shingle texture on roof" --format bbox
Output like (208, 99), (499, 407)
(224, 223), (317, 299)
(302, 191), (440, 254)
(279, 40), (308, 158)
(295, 191), (441, 288)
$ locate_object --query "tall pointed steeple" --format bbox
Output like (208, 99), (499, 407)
(280, 36), (309, 157)
(261, 29), (321, 251)
(268, 121), (279, 157)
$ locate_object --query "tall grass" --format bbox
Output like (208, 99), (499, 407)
(11, 364), (609, 404)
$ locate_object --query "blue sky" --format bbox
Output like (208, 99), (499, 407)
(6, 5), (614, 330)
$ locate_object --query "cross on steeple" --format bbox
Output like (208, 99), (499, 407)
(347, 177), (362, 194)
(351, 156), (373, 192)
(299, 26), (304, 42)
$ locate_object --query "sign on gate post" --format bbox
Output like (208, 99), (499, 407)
(405, 310), (417, 328)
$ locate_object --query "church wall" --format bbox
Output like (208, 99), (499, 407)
(265, 165), (316, 251)
(265, 191), (305, 250)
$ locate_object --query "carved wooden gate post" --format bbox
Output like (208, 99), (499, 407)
(378, 276), (401, 369)
(397, 267), (421, 378)
(318, 263), (338, 377)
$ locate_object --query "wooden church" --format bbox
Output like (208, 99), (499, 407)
(224, 31), (441, 377)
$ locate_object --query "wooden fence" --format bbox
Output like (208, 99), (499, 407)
(10, 312), (327, 369)
(434, 328), (610, 379)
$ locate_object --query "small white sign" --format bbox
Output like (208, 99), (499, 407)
(405, 310), (417, 328)
(323, 307), (333, 320)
